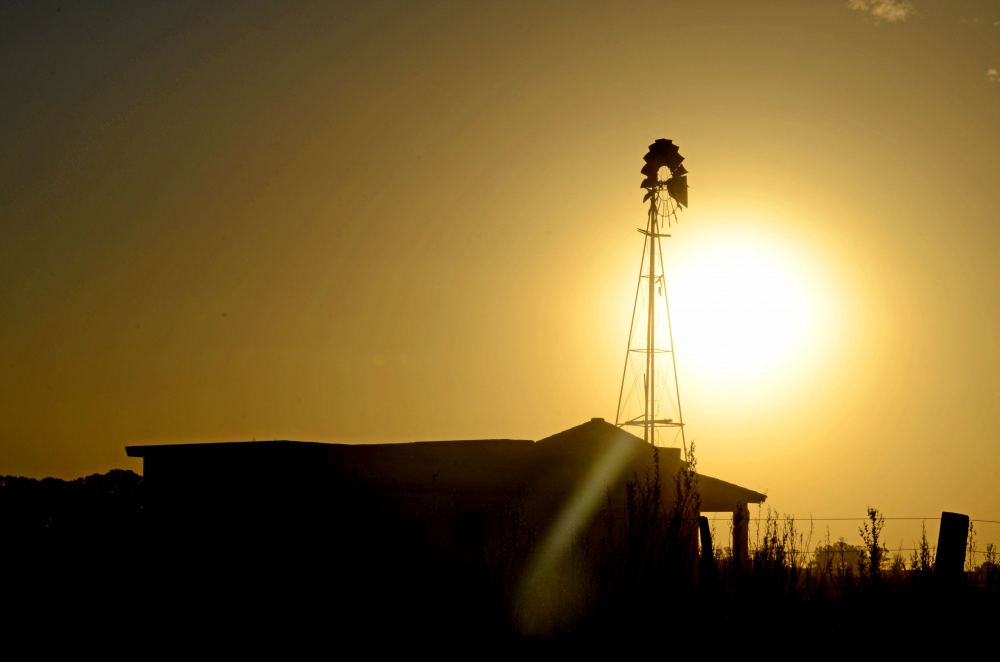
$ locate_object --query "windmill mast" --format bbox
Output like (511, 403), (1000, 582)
(645, 193), (658, 445)
(616, 139), (689, 452)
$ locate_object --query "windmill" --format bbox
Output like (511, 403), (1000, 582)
(615, 139), (689, 451)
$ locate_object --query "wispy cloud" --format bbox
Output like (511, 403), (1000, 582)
(988, 68), (999, 82)
(848, 0), (915, 23)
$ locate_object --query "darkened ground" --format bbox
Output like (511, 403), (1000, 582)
(1, 468), (997, 655)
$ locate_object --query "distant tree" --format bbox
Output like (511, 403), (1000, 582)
(813, 538), (865, 577)
(0, 469), (142, 534)
(887, 552), (907, 581)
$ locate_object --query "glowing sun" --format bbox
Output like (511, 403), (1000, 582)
(666, 222), (834, 386)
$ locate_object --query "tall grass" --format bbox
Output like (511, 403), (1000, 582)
(491, 451), (999, 649)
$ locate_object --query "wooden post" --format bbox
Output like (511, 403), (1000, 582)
(733, 503), (749, 571)
(935, 511), (969, 577)
(698, 516), (713, 559)
(698, 515), (716, 585)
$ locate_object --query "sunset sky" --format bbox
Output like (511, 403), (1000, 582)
(3, 1), (999, 549)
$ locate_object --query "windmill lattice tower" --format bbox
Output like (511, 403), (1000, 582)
(615, 139), (689, 452)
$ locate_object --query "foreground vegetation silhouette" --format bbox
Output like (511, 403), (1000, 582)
(1, 458), (996, 653)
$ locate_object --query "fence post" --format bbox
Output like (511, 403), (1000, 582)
(699, 516), (713, 559)
(733, 502), (749, 572)
(699, 515), (716, 585)
(934, 511), (969, 577)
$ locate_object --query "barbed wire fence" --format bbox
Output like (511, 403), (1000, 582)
(700, 512), (1000, 569)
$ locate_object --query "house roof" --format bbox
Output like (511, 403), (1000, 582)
(126, 418), (765, 512)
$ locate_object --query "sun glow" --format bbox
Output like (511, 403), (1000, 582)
(666, 221), (836, 388)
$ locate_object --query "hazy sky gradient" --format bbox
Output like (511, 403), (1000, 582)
(2, 1), (999, 546)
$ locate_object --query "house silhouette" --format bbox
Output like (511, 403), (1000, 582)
(127, 417), (763, 550)
(122, 418), (766, 649)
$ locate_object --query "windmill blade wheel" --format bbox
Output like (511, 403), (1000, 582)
(640, 138), (689, 209)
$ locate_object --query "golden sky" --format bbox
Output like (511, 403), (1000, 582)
(2, 1), (999, 547)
